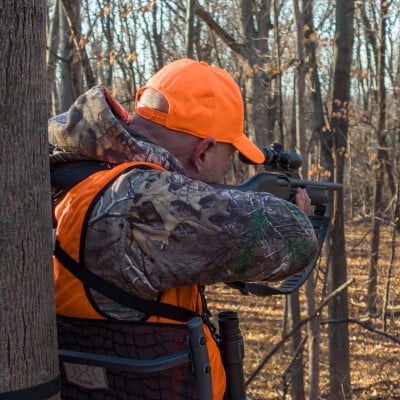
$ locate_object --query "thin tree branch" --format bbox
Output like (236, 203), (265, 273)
(46, 46), (71, 64)
(280, 335), (308, 400)
(193, 0), (252, 60)
(349, 228), (371, 251)
(246, 278), (354, 387)
(320, 318), (400, 345)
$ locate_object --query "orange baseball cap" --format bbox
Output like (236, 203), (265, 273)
(135, 58), (265, 164)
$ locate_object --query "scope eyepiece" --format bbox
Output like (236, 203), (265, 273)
(239, 142), (302, 171)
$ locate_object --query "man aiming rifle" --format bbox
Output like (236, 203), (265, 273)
(50, 58), (319, 399)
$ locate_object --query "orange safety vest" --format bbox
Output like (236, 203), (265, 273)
(54, 161), (226, 400)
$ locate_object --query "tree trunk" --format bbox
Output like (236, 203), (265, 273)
(185, 0), (196, 58)
(194, 0), (276, 146)
(304, 0), (324, 137)
(0, 1), (60, 399)
(328, 1), (354, 398)
(303, 1), (322, 397)
(59, 3), (75, 111)
(293, 0), (308, 177)
(152, 2), (164, 70)
(287, 292), (305, 400)
(46, 0), (61, 116)
(239, 0), (275, 146)
(61, 0), (95, 89)
(367, 0), (389, 317)
(287, 3), (309, 398)
(273, 0), (284, 144)
(102, 3), (114, 88)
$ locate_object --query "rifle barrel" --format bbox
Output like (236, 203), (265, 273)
(290, 178), (343, 191)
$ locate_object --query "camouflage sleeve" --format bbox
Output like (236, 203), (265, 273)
(85, 169), (319, 298)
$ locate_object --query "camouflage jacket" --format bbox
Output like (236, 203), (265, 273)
(49, 86), (318, 320)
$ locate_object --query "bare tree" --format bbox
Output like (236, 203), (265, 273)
(46, 0), (61, 115)
(194, 0), (276, 145)
(303, 1), (323, 397)
(292, 0), (308, 174)
(367, 0), (389, 317)
(185, 0), (196, 58)
(61, 0), (96, 88)
(286, 2), (310, 399)
(287, 292), (305, 400)
(327, 0), (354, 398)
(59, 1), (76, 110)
(0, 1), (60, 399)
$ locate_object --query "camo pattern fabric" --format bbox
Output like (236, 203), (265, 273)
(50, 86), (319, 320)
(49, 86), (185, 175)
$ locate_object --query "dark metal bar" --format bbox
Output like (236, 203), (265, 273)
(59, 348), (189, 374)
(188, 316), (213, 400)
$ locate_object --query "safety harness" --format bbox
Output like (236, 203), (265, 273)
(52, 160), (225, 400)
(52, 160), (205, 322)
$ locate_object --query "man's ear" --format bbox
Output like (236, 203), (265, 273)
(191, 137), (216, 173)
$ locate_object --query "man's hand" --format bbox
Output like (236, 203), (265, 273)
(295, 187), (312, 214)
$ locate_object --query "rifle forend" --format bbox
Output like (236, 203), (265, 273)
(215, 172), (342, 207)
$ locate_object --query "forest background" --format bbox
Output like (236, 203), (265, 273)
(1, 0), (400, 399)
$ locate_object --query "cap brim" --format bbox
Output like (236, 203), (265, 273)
(234, 134), (265, 164)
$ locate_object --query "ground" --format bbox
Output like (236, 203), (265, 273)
(206, 221), (400, 399)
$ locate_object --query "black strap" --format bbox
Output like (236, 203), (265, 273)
(54, 241), (198, 322)
(0, 376), (60, 400)
(51, 161), (110, 191)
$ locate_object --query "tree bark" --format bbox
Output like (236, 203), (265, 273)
(287, 2), (309, 398)
(185, 0), (196, 58)
(46, 0), (61, 116)
(0, 1), (60, 399)
(327, 1), (354, 398)
(287, 292), (305, 400)
(273, 0), (284, 144)
(59, 3), (76, 111)
(367, 0), (389, 317)
(304, 0), (324, 137)
(303, 2), (322, 397)
(292, 0), (308, 176)
(152, 2), (164, 70)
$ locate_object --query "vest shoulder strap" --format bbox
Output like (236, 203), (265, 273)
(54, 240), (198, 322)
(53, 161), (199, 323)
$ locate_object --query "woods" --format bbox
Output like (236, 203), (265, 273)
(1, 0), (400, 399)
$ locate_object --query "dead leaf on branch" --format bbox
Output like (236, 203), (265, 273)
(79, 36), (89, 49)
(126, 53), (138, 63)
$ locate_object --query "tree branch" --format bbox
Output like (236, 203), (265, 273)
(245, 278), (354, 387)
(193, 0), (252, 60)
(46, 46), (70, 64)
(320, 318), (400, 345)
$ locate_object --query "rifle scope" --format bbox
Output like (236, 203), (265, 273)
(218, 311), (246, 400)
(240, 142), (302, 172)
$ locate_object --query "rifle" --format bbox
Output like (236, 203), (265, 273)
(217, 142), (341, 211)
(214, 142), (342, 296)
(214, 144), (342, 400)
